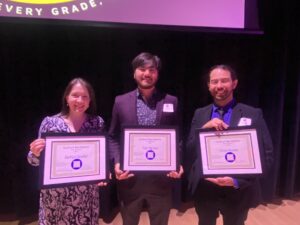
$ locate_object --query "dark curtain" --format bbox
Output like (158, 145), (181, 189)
(0, 0), (299, 221)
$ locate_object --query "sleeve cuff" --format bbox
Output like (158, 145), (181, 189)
(27, 151), (40, 166)
(233, 178), (239, 189)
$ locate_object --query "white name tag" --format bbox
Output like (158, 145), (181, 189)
(238, 117), (252, 126)
(163, 103), (174, 112)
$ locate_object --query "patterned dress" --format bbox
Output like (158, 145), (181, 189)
(28, 114), (105, 225)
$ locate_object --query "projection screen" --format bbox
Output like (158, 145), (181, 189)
(0, 0), (261, 31)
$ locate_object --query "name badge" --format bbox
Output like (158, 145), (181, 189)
(238, 117), (252, 126)
(163, 103), (174, 112)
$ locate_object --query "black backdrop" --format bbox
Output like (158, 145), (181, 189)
(0, 0), (299, 221)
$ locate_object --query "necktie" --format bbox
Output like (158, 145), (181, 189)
(217, 108), (224, 120)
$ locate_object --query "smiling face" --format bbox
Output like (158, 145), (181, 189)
(66, 83), (90, 115)
(208, 68), (238, 106)
(134, 64), (159, 90)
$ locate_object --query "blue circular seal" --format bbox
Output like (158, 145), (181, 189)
(145, 150), (156, 160)
(225, 152), (236, 163)
(71, 159), (82, 170)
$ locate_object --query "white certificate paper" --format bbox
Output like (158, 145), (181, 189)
(40, 133), (106, 188)
(122, 127), (177, 172)
(198, 128), (262, 176)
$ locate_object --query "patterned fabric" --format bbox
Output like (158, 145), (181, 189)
(136, 89), (157, 126)
(28, 114), (105, 225)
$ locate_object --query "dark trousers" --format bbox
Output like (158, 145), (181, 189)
(194, 199), (249, 225)
(120, 192), (172, 225)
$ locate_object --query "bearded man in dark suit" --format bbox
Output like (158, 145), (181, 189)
(108, 52), (183, 225)
(186, 64), (274, 225)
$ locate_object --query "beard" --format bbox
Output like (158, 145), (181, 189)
(212, 89), (233, 103)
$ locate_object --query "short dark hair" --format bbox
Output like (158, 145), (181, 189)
(207, 64), (237, 82)
(132, 52), (161, 71)
(61, 78), (97, 116)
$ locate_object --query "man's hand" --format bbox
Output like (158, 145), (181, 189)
(167, 165), (184, 179)
(114, 163), (134, 180)
(205, 176), (235, 187)
(202, 118), (229, 131)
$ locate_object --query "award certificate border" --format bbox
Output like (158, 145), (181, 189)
(121, 126), (178, 172)
(197, 127), (263, 177)
(39, 133), (107, 189)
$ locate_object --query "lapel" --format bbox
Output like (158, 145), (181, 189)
(127, 90), (138, 124)
(202, 105), (213, 126)
(155, 92), (165, 125)
(230, 103), (243, 127)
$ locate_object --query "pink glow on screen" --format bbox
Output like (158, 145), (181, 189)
(0, 0), (245, 29)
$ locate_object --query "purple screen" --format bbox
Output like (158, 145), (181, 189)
(0, 0), (247, 29)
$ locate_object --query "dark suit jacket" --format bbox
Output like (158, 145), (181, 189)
(186, 103), (274, 209)
(108, 89), (180, 200)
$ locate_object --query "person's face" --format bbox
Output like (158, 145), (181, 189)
(208, 68), (238, 105)
(134, 64), (158, 89)
(66, 83), (90, 114)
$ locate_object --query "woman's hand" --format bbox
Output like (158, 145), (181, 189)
(30, 138), (45, 157)
(97, 182), (108, 187)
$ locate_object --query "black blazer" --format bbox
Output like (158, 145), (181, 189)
(186, 103), (274, 208)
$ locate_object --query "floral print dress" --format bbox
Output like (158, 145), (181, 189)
(28, 114), (105, 225)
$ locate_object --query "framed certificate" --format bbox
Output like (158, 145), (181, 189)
(39, 133), (107, 188)
(197, 127), (263, 177)
(121, 126), (179, 172)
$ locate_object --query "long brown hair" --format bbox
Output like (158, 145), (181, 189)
(60, 78), (97, 116)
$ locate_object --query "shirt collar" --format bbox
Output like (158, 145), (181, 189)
(213, 98), (236, 113)
(136, 88), (158, 101)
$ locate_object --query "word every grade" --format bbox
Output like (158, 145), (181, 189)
(0, 0), (101, 16)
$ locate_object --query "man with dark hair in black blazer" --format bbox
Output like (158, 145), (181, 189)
(108, 52), (183, 225)
(186, 65), (274, 225)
